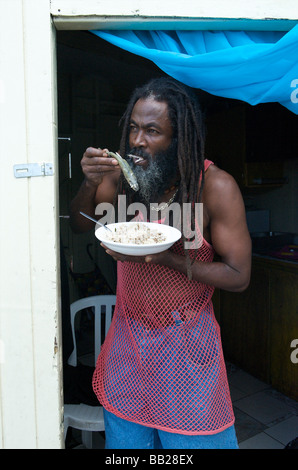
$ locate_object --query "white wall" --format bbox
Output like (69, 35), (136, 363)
(0, 0), (63, 448)
(50, 0), (298, 21)
(51, 0), (298, 30)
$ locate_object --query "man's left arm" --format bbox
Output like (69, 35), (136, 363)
(161, 169), (252, 292)
(102, 169), (252, 292)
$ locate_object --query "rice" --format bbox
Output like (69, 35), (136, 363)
(105, 223), (166, 245)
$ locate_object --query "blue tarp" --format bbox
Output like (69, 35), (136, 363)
(91, 27), (298, 114)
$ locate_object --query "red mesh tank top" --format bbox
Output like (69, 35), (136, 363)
(93, 160), (234, 435)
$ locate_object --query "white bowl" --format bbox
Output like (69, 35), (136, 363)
(95, 221), (181, 256)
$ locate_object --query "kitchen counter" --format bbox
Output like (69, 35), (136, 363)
(251, 232), (298, 265)
(252, 252), (298, 268)
(217, 254), (298, 401)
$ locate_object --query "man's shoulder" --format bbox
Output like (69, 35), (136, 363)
(202, 163), (241, 212)
(204, 163), (237, 192)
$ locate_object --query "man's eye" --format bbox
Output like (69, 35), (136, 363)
(147, 128), (158, 135)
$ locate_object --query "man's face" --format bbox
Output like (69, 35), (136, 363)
(128, 97), (174, 166)
(126, 97), (178, 204)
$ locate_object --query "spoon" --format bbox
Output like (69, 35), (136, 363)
(79, 211), (112, 232)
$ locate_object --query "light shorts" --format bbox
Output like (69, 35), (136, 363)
(103, 408), (239, 449)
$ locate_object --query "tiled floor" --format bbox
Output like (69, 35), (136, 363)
(226, 362), (298, 449)
(67, 361), (298, 449)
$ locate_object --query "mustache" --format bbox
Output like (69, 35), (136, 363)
(126, 148), (152, 161)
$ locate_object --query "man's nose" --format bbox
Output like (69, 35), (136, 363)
(132, 129), (146, 147)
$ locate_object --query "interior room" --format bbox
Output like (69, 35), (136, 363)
(56, 30), (298, 449)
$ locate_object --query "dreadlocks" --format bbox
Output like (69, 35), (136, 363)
(116, 77), (206, 278)
(118, 77), (205, 204)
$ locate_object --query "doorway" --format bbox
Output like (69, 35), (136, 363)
(56, 29), (298, 449)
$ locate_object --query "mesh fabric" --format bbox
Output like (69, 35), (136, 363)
(92, 161), (234, 435)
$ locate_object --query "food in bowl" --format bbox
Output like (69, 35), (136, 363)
(105, 222), (166, 245)
(95, 222), (182, 256)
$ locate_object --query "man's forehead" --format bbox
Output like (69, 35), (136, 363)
(131, 97), (170, 123)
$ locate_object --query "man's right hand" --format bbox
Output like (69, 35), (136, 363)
(81, 147), (120, 188)
(69, 147), (120, 233)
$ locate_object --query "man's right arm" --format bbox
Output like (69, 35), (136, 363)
(69, 147), (120, 233)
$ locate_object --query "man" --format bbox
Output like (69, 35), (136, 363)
(70, 77), (251, 449)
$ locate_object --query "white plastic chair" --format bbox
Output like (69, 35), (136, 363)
(64, 294), (116, 448)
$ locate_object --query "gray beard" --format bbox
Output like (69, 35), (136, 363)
(132, 160), (166, 205)
(126, 139), (178, 206)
